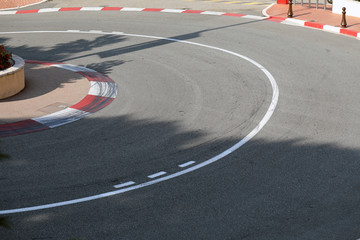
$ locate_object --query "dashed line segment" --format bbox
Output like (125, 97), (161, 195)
(179, 161), (196, 168)
(114, 181), (136, 189)
(148, 171), (167, 179)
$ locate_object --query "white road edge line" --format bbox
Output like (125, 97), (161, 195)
(89, 30), (103, 33)
(179, 161), (196, 168)
(113, 181), (136, 189)
(148, 171), (167, 179)
(0, 30), (279, 215)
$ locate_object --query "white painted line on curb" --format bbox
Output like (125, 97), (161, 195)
(38, 8), (61, 13)
(281, 18), (306, 26)
(201, 11), (225, 15)
(323, 25), (341, 34)
(121, 7), (145, 11)
(33, 108), (90, 128)
(160, 9), (185, 13)
(67, 30), (81, 32)
(242, 15), (267, 20)
(0, 11), (17, 15)
(179, 161), (196, 168)
(80, 7), (103, 11)
(148, 171), (167, 179)
(88, 82), (117, 98)
(114, 181), (136, 189)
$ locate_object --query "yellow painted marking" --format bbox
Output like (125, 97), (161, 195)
(243, 2), (268, 4)
(202, 0), (224, 2)
(224, 1), (244, 3)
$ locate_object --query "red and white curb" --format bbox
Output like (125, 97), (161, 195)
(0, 6), (359, 39)
(0, 60), (117, 138)
(269, 16), (360, 38)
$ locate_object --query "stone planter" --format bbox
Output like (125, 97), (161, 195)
(0, 55), (25, 100)
(333, 0), (360, 17)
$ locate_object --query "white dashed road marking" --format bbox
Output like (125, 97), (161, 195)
(113, 181), (136, 189)
(148, 172), (167, 179)
(179, 161), (196, 168)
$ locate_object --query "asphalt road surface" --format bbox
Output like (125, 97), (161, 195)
(1, 7), (360, 240)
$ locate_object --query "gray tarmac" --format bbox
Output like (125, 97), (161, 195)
(1, 3), (360, 240)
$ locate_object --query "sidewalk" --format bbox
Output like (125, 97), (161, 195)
(265, 3), (360, 32)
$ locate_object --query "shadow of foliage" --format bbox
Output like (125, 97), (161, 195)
(0, 142), (10, 230)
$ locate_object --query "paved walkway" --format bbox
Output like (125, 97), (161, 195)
(266, 3), (360, 32)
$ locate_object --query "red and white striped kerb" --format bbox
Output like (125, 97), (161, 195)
(0, 60), (117, 138)
(0, 7), (359, 39)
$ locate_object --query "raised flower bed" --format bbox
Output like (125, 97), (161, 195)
(0, 46), (25, 99)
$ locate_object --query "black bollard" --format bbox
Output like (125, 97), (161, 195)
(341, 7), (347, 28)
(288, 0), (294, 18)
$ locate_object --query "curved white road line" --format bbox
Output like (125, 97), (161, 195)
(0, 30), (279, 214)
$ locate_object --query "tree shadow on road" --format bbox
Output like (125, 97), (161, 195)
(1, 113), (360, 239)
(0, 19), (263, 76)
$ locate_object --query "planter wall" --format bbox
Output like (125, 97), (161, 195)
(0, 55), (25, 100)
(333, 0), (360, 17)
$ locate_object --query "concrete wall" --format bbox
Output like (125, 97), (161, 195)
(333, 0), (360, 17)
(0, 0), (45, 10)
